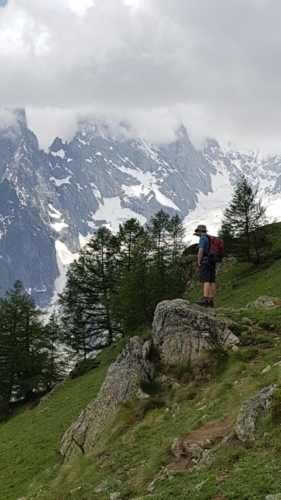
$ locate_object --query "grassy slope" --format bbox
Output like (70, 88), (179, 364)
(0, 341), (126, 500)
(2, 223), (281, 500)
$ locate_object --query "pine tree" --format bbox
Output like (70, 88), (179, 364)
(146, 210), (186, 309)
(117, 232), (153, 333)
(117, 218), (144, 271)
(42, 313), (66, 391)
(0, 281), (46, 419)
(219, 176), (268, 261)
(59, 227), (119, 358)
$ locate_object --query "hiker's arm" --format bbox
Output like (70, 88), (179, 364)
(198, 248), (204, 266)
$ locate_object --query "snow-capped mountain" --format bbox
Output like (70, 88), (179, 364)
(0, 109), (280, 307)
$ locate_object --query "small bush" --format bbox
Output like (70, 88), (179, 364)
(139, 380), (162, 395)
(140, 397), (165, 417)
(232, 348), (259, 363)
(135, 324), (152, 341)
(173, 363), (193, 381)
(200, 346), (229, 376)
(270, 388), (281, 425)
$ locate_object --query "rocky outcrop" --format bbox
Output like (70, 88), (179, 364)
(170, 438), (214, 469)
(236, 384), (277, 442)
(152, 299), (239, 365)
(60, 337), (154, 459)
(246, 296), (280, 310)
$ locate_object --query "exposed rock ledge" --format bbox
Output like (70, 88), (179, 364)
(153, 299), (239, 365)
(61, 300), (239, 459)
(61, 336), (154, 459)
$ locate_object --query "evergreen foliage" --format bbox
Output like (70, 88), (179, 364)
(219, 176), (268, 261)
(0, 281), (56, 420)
(59, 227), (119, 358)
(59, 210), (186, 346)
(42, 312), (66, 390)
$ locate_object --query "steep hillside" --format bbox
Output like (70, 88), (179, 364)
(1, 228), (281, 500)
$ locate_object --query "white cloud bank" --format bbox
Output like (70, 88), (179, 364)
(1, 0), (281, 151)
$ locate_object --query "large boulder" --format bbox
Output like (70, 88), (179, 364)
(236, 384), (277, 442)
(61, 337), (154, 459)
(152, 299), (239, 365)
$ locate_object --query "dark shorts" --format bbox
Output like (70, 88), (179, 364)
(199, 262), (216, 283)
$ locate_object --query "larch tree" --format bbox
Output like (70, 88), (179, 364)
(219, 176), (268, 262)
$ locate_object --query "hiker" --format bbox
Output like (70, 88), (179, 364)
(193, 224), (216, 308)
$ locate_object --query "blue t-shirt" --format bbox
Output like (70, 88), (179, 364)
(198, 235), (210, 263)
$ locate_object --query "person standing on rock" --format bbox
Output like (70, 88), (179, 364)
(193, 224), (216, 308)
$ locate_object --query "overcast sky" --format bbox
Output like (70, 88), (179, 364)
(0, 0), (281, 152)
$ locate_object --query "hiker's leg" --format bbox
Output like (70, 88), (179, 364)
(209, 283), (216, 298)
(203, 282), (211, 297)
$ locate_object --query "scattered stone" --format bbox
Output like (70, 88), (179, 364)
(221, 434), (234, 444)
(70, 486), (81, 494)
(232, 345), (239, 352)
(61, 337), (155, 459)
(94, 481), (108, 493)
(147, 468), (171, 493)
(136, 388), (150, 399)
(261, 365), (271, 374)
(185, 443), (214, 468)
(152, 299), (239, 365)
(246, 296), (279, 310)
(195, 479), (208, 490)
(170, 437), (184, 458)
(110, 493), (121, 500)
(265, 495), (281, 500)
(236, 384), (278, 442)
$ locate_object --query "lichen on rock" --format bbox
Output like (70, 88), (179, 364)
(60, 337), (154, 459)
(152, 299), (239, 365)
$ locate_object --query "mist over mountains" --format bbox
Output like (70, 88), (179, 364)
(0, 109), (280, 307)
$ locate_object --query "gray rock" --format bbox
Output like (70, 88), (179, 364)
(110, 493), (121, 500)
(94, 481), (108, 493)
(265, 496), (281, 500)
(185, 442), (214, 469)
(236, 384), (278, 442)
(152, 299), (239, 365)
(246, 296), (279, 310)
(147, 468), (171, 493)
(170, 437), (184, 457)
(61, 337), (154, 459)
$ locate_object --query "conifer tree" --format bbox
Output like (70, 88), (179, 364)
(42, 312), (66, 391)
(0, 281), (46, 419)
(147, 210), (186, 309)
(219, 176), (268, 261)
(117, 218), (144, 271)
(117, 232), (153, 333)
(59, 227), (119, 358)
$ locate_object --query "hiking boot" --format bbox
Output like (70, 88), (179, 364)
(207, 298), (214, 308)
(194, 296), (209, 308)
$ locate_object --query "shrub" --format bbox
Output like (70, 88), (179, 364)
(232, 348), (259, 362)
(270, 388), (281, 425)
(139, 380), (162, 395)
(173, 363), (193, 382)
(200, 346), (229, 376)
(140, 397), (165, 417)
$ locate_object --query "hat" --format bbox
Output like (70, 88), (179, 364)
(193, 224), (208, 235)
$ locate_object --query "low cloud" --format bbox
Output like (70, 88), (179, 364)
(1, 0), (281, 152)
